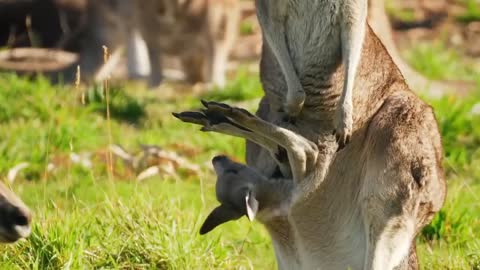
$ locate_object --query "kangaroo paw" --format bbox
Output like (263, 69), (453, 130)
(284, 87), (306, 118)
(333, 105), (353, 151)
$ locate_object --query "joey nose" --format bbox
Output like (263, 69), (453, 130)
(0, 204), (32, 242)
(10, 205), (32, 237)
(14, 206), (31, 226)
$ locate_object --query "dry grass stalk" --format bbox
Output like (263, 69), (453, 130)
(25, 15), (34, 47)
(75, 65), (86, 105)
(102, 45), (114, 182)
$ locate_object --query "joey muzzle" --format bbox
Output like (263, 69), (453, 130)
(199, 190), (258, 235)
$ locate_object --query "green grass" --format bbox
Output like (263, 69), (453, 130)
(240, 21), (255, 36)
(456, 0), (480, 22)
(404, 41), (479, 82)
(385, 0), (417, 23)
(0, 72), (275, 269)
(0, 41), (479, 269)
(387, 0), (480, 23)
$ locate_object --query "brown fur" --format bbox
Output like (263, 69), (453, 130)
(175, 9), (446, 270)
(76, 0), (240, 87)
(135, 0), (240, 86)
(245, 25), (446, 269)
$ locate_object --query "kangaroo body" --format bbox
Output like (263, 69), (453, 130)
(77, 0), (240, 87)
(175, 0), (446, 269)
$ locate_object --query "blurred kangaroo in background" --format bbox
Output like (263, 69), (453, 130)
(132, 0), (240, 87)
(174, 0), (447, 269)
(0, 182), (31, 243)
(79, 0), (240, 87)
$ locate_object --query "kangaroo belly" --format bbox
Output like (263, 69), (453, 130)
(288, 150), (367, 269)
(260, 0), (344, 118)
(285, 0), (343, 89)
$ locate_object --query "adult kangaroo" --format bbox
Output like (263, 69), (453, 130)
(0, 182), (31, 243)
(174, 0), (447, 269)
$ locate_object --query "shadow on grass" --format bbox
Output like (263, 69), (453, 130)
(85, 85), (146, 124)
(201, 70), (263, 102)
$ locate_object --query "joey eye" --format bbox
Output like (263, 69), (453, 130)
(224, 169), (238, 174)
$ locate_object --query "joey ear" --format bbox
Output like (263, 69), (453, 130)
(245, 190), (259, 221)
(199, 204), (243, 235)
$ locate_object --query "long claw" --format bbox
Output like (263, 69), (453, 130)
(208, 100), (232, 112)
(173, 108), (253, 133)
(172, 111), (208, 125)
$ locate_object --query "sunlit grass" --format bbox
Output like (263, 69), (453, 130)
(456, 0), (480, 22)
(0, 38), (479, 269)
(404, 41), (479, 81)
